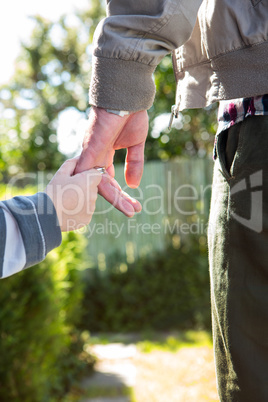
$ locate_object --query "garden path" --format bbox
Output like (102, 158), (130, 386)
(80, 343), (136, 402)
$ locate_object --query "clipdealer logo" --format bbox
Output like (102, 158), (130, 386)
(230, 170), (263, 233)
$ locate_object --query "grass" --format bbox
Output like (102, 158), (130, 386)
(84, 386), (134, 398)
(86, 329), (213, 353)
(136, 330), (212, 353)
(64, 385), (135, 401)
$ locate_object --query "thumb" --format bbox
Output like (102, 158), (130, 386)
(83, 168), (102, 186)
(59, 156), (80, 176)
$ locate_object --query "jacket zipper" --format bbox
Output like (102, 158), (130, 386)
(168, 105), (179, 131)
(168, 50), (180, 131)
(172, 49), (179, 82)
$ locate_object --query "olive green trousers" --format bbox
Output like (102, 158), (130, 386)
(208, 116), (268, 401)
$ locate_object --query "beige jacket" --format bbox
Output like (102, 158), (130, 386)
(89, 0), (268, 113)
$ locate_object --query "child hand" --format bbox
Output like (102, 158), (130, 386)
(44, 157), (102, 232)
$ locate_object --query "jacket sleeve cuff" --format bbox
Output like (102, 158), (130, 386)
(89, 56), (157, 112)
(3, 192), (62, 269)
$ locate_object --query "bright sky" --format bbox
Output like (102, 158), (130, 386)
(0, 0), (92, 156)
(0, 0), (90, 84)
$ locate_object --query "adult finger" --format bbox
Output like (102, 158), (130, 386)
(125, 141), (145, 188)
(98, 175), (142, 217)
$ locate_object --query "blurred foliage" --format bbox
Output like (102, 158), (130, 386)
(87, 330), (212, 351)
(146, 56), (217, 161)
(136, 330), (212, 353)
(80, 236), (210, 333)
(0, 0), (217, 182)
(65, 384), (134, 402)
(0, 0), (105, 180)
(0, 202), (95, 401)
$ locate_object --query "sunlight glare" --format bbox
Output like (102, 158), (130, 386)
(0, 0), (90, 84)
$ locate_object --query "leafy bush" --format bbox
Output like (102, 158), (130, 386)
(0, 232), (94, 402)
(80, 236), (211, 333)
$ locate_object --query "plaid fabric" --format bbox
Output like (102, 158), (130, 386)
(218, 95), (268, 134)
(213, 95), (268, 160)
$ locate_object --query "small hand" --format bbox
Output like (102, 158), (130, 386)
(75, 107), (149, 217)
(44, 157), (102, 232)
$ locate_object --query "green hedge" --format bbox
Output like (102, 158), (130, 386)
(0, 232), (93, 402)
(80, 236), (211, 333)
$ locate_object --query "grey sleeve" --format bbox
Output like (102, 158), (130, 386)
(0, 192), (62, 278)
(89, 0), (202, 111)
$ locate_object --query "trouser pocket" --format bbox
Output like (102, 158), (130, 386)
(216, 124), (241, 180)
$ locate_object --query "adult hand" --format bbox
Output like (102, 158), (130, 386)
(75, 107), (149, 217)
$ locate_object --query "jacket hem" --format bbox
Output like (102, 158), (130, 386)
(176, 41), (268, 111)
